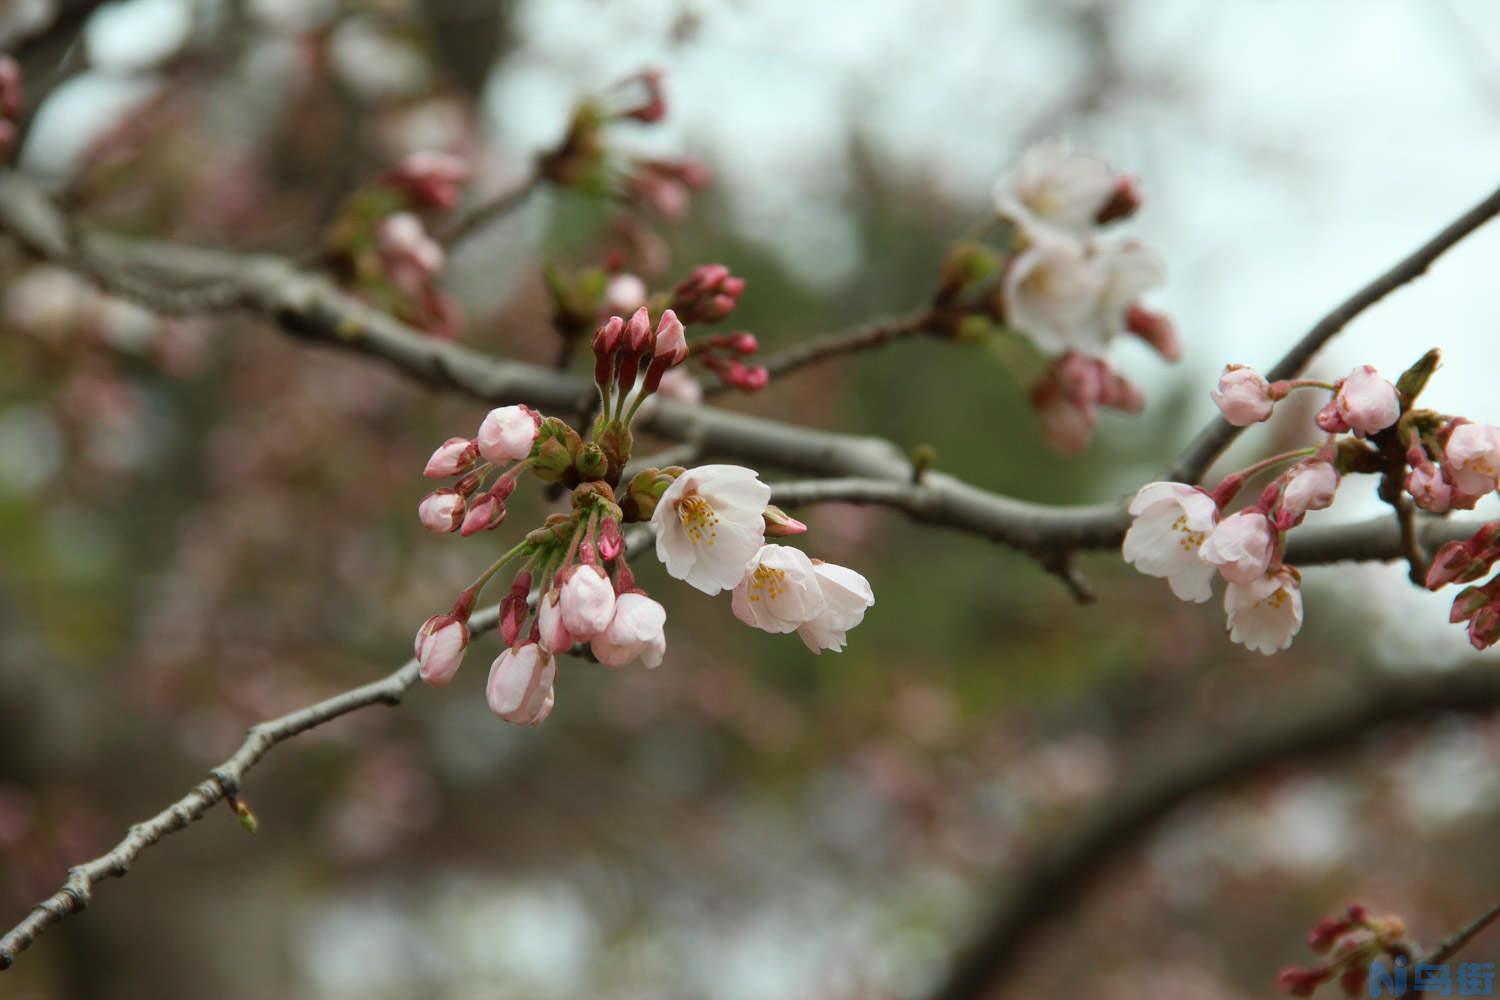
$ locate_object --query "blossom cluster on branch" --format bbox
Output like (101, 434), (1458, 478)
(414, 305), (872, 725)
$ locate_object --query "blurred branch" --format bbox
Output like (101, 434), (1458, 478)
(0, 166), (1487, 577)
(701, 309), (936, 398)
(1170, 179), (1500, 485)
(1424, 899), (1500, 966)
(440, 173), (543, 246)
(0, 603), (500, 972)
(927, 663), (1500, 1000)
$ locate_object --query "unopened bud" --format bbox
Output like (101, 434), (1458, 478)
(763, 505), (808, 537)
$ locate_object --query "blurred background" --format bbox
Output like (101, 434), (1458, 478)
(4, 1), (1500, 997)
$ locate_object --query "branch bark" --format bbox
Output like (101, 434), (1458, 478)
(926, 663), (1500, 1000)
(0, 605), (497, 971)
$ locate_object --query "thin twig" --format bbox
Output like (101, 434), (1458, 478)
(1170, 180), (1500, 484)
(703, 309), (935, 397)
(440, 174), (543, 247)
(0, 606), (496, 970)
(1425, 899), (1500, 965)
(1394, 496), (1429, 585)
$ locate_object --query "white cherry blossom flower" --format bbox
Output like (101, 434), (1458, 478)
(652, 464), (771, 595)
(1225, 568), (1303, 654)
(797, 560), (875, 654)
(731, 544), (826, 634)
(1122, 482), (1220, 602)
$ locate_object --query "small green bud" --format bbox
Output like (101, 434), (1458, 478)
(576, 442), (609, 481)
(1396, 348), (1442, 403)
(531, 417), (583, 484)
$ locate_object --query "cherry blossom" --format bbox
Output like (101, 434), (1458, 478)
(1444, 422), (1500, 496)
(993, 140), (1123, 238)
(423, 436), (476, 478)
(558, 564), (616, 640)
(417, 489), (465, 533)
(1331, 365), (1401, 436)
(731, 544), (826, 634)
(1002, 229), (1107, 356)
(652, 464), (771, 595)
(1225, 568), (1303, 654)
(1198, 510), (1275, 585)
(797, 561), (875, 654)
(1278, 461), (1339, 524)
(591, 593), (667, 668)
(1122, 482), (1220, 602)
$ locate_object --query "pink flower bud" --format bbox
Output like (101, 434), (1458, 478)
(477, 405), (540, 464)
(499, 572), (531, 646)
(1333, 365), (1401, 436)
(1125, 304), (1180, 361)
(1470, 605), (1500, 650)
(485, 643), (556, 725)
(598, 518), (624, 561)
(0, 57), (22, 121)
(1094, 175), (1143, 225)
(1031, 376), (1096, 456)
(593, 315), (625, 357)
(1314, 399), (1349, 434)
(386, 151), (470, 212)
(653, 309), (687, 366)
(1406, 458), (1454, 513)
(1279, 461), (1339, 524)
(590, 592), (667, 668)
(671, 264), (744, 323)
(536, 591), (574, 654)
(1444, 422), (1500, 496)
(1276, 966), (1332, 997)
(558, 564), (616, 640)
(459, 491), (506, 535)
(625, 306), (653, 354)
(1211, 365), (1275, 426)
(1450, 586), (1489, 624)
(376, 212), (444, 279)
(726, 331), (757, 355)
(763, 505), (808, 537)
(423, 437), (478, 478)
(415, 614), (469, 687)
(418, 489), (465, 533)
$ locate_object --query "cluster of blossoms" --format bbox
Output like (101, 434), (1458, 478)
(413, 304), (873, 725)
(1122, 354), (1482, 654)
(0, 57), (20, 160)
(935, 141), (1175, 453)
(323, 151), (471, 338)
(1277, 903), (1413, 997)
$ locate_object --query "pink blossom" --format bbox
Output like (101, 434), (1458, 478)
(486, 644), (556, 725)
(558, 564), (616, 640)
(376, 212), (444, 280)
(1125, 304), (1180, 361)
(417, 489), (465, 533)
(1444, 422), (1500, 496)
(536, 591), (574, 654)
(1406, 455), (1454, 513)
(476, 405), (539, 464)
(1279, 461), (1339, 524)
(591, 593), (667, 668)
(1224, 568), (1303, 654)
(423, 436), (477, 478)
(1333, 365), (1401, 436)
(415, 614), (468, 687)
(672, 264), (745, 324)
(1211, 365), (1276, 426)
(653, 464), (771, 595)
(604, 273), (648, 315)
(1198, 510), (1275, 585)
(656, 368), (703, 405)
(1122, 482), (1220, 602)
(1003, 229), (1107, 355)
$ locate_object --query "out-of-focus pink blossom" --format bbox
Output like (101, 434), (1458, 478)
(386, 151), (470, 211)
(993, 140), (1121, 238)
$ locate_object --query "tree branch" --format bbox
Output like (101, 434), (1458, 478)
(440, 174), (543, 246)
(1170, 180), (1500, 485)
(702, 309), (935, 397)
(1424, 899), (1500, 966)
(926, 663), (1500, 1000)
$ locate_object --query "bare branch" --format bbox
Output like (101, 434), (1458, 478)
(1425, 899), (1500, 966)
(440, 174), (544, 247)
(0, 605), (498, 971)
(926, 663), (1500, 1000)
(1170, 180), (1500, 485)
(702, 309), (935, 397)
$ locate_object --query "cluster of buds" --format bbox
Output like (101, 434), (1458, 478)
(934, 141), (1176, 453)
(323, 151), (472, 338)
(1128, 349), (1500, 654)
(1277, 904), (1412, 997)
(0, 57), (20, 160)
(545, 261), (764, 397)
(536, 68), (711, 220)
(411, 304), (873, 725)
